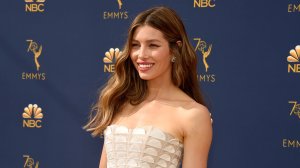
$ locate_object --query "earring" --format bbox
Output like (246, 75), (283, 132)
(171, 56), (176, 62)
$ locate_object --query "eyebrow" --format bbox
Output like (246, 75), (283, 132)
(132, 39), (162, 43)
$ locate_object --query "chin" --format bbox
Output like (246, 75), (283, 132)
(138, 73), (154, 80)
(138, 75), (152, 80)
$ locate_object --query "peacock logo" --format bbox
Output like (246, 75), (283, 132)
(22, 104), (43, 128)
(287, 45), (300, 62)
(103, 48), (122, 63)
(103, 48), (122, 73)
(287, 45), (300, 73)
(22, 104), (43, 119)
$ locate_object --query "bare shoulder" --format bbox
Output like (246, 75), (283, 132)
(178, 101), (212, 167)
(179, 101), (210, 122)
(177, 101), (212, 136)
(170, 88), (212, 132)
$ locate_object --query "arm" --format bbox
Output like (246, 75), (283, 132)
(181, 106), (212, 168)
(99, 146), (107, 168)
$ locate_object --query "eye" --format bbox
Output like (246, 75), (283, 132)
(149, 44), (160, 48)
(131, 43), (140, 48)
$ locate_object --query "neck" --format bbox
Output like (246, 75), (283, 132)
(146, 78), (176, 101)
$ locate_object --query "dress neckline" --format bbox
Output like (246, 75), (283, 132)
(107, 124), (184, 145)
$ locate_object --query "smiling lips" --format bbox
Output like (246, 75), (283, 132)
(137, 63), (154, 71)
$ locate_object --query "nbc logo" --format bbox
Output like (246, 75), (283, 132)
(289, 101), (300, 119)
(103, 48), (122, 73)
(194, 0), (216, 8)
(287, 45), (300, 73)
(22, 104), (43, 128)
(25, 0), (45, 12)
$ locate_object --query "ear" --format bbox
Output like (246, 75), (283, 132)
(176, 41), (182, 47)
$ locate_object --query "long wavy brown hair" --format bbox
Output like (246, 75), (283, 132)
(84, 6), (206, 136)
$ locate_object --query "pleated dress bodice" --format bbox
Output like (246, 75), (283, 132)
(104, 125), (183, 168)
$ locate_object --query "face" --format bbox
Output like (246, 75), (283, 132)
(130, 25), (172, 82)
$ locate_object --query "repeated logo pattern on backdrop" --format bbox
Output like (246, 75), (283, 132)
(103, 0), (128, 19)
(193, 0), (216, 8)
(282, 99), (300, 148)
(288, 3), (300, 12)
(289, 101), (300, 119)
(194, 38), (215, 83)
(25, 0), (45, 13)
(1, 0), (300, 167)
(22, 39), (46, 80)
(22, 104), (43, 128)
(23, 155), (40, 168)
(287, 45), (300, 73)
(103, 48), (122, 73)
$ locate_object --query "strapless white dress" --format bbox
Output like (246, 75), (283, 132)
(104, 125), (184, 168)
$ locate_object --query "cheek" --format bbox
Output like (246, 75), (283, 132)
(130, 50), (138, 60)
(130, 53), (138, 69)
(129, 52), (136, 61)
(154, 50), (171, 62)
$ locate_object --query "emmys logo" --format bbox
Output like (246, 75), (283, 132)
(23, 155), (39, 168)
(194, 0), (216, 8)
(27, 40), (42, 71)
(288, 4), (300, 12)
(282, 139), (300, 148)
(194, 38), (215, 82)
(289, 101), (300, 119)
(117, 0), (123, 9)
(287, 45), (300, 73)
(22, 39), (46, 80)
(25, 0), (45, 13)
(103, 48), (122, 73)
(282, 101), (300, 148)
(103, 0), (128, 19)
(194, 38), (212, 72)
(22, 104), (43, 128)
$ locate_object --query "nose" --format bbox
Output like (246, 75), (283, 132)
(137, 45), (149, 59)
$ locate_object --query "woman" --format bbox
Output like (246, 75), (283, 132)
(85, 6), (212, 168)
